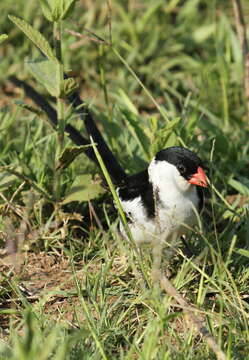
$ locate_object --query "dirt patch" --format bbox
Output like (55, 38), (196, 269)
(0, 251), (89, 336)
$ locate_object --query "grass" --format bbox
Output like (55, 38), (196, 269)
(0, 0), (249, 359)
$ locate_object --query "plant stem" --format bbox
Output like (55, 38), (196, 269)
(91, 137), (150, 287)
(53, 20), (65, 200)
(231, 0), (249, 119)
(160, 275), (227, 360)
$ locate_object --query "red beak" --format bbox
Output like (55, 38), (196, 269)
(188, 166), (207, 188)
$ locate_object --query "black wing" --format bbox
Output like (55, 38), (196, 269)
(118, 169), (155, 218)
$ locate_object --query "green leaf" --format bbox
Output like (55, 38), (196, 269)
(228, 178), (249, 196)
(56, 145), (91, 171)
(26, 58), (60, 97)
(50, 0), (79, 21)
(0, 166), (54, 202)
(61, 77), (78, 96)
(193, 23), (215, 43)
(13, 100), (44, 116)
(61, 0), (78, 20)
(0, 34), (8, 45)
(121, 109), (150, 159)
(235, 248), (249, 259)
(63, 174), (104, 204)
(39, 0), (53, 22)
(152, 117), (181, 155)
(8, 15), (57, 62)
(51, 0), (62, 21)
(0, 172), (16, 191)
(118, 89), (138, 115)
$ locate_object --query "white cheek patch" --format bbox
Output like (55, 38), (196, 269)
(148, 159), (178, 190)
(148, 159), (191, 193)
(148, 158), (199, 229)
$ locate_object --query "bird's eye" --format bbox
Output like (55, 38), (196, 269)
(177, 164), (186, 174)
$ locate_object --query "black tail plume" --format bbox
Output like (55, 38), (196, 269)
(68, 90), (127, 183)
(9, 76), (127, 183)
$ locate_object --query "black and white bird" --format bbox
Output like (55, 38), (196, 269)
(11, 77), (208, 280)
(116, 146), (207, 280)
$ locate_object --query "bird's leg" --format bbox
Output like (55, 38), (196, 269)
(165, 231), (178, 263)
(132, 245), (144, 278)
(151, 238), (163, 284)
(151, 186), (164, 284)
(180, 235), (194, 257)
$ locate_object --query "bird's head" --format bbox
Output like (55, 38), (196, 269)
(149, 146), (207, 191)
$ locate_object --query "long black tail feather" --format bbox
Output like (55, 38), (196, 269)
(9, 76), (127, 184)
(67, 90), (127, 183)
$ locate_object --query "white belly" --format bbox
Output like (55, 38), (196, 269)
(119, 187), (199, 245)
